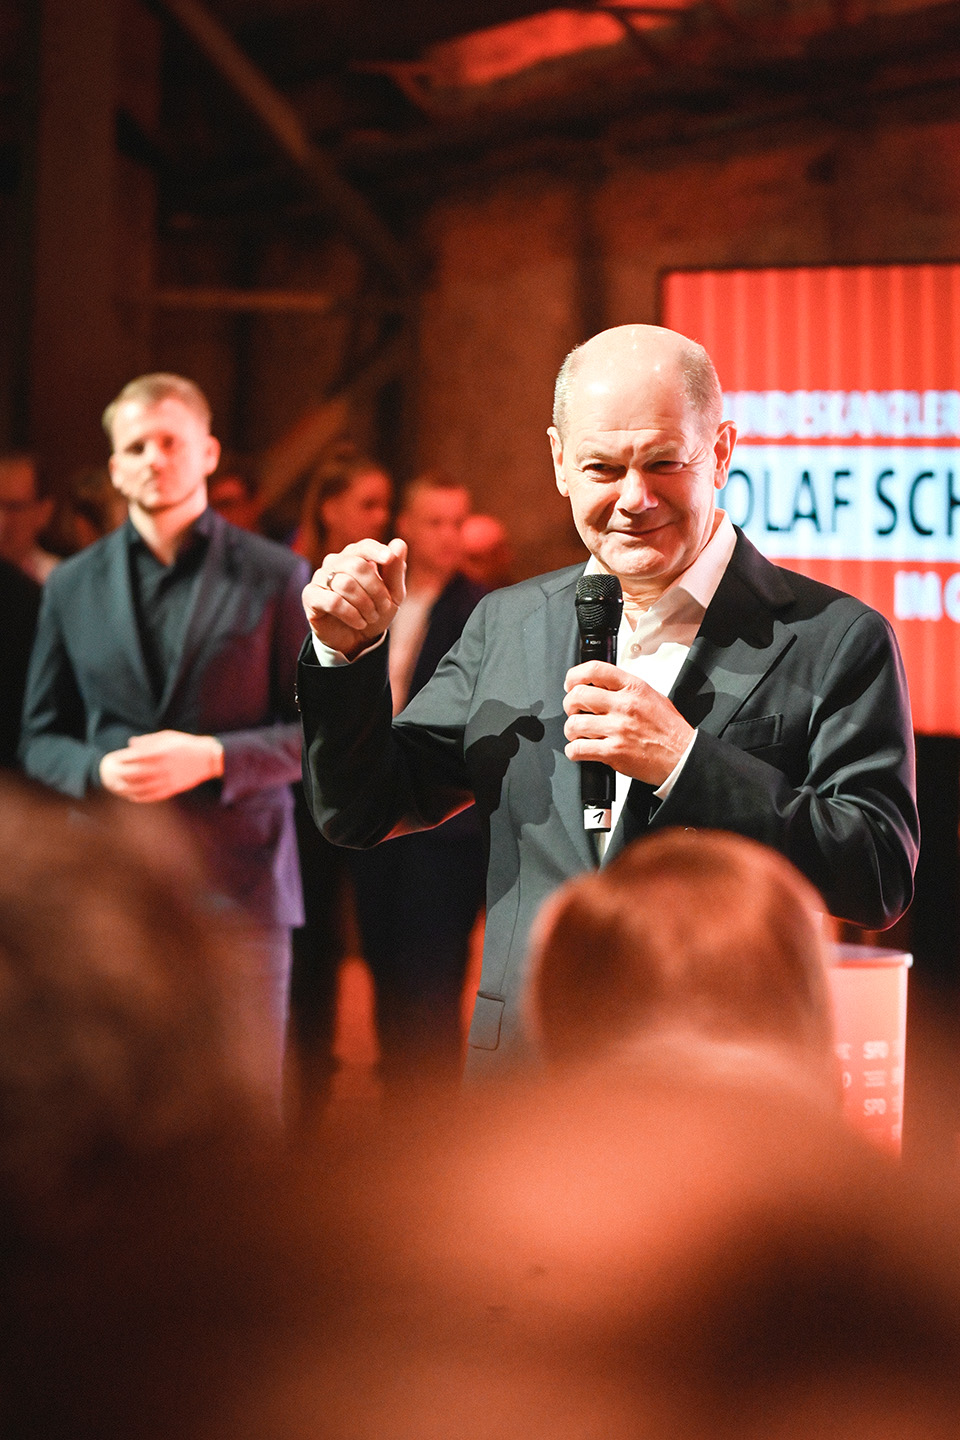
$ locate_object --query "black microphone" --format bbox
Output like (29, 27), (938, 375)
(574, 573), (623, 832)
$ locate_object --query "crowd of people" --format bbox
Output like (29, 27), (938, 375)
(0, 324), (947, 1436)
(0, 382), (513, 1111)
(0, 774), (957, 1440)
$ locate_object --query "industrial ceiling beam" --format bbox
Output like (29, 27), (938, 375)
(337, 0), (960, 174)
(155, 0), (413, 289)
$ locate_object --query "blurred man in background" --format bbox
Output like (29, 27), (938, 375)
(460, 512), (514, 590)
(0, 453), (58, 583)
(20, 374), (309, 1078)
(208, 468), (261, 533)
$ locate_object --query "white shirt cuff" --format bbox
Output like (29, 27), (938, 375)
(654, 729), (698, 801)
(311, 630), (388, 667)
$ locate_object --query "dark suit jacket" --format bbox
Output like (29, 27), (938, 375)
(405, 570), (486, 845)
(299, 529), (919, 1070)
(21, 512), (310, 926)
(0, 559), (41, 770)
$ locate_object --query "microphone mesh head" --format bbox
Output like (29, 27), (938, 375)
(575, 573), (623, 638)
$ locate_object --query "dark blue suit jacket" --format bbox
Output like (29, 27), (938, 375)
(21, 512), (309, 926)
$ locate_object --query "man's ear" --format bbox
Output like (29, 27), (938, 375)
(548, 426), (568, 497)
(713, 421), (737, 491)
(203, 435), (221, 478)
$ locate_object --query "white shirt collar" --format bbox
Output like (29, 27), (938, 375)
(583, 509), (736, 618)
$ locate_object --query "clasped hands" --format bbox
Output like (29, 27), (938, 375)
(563, 661), (695, 789)
(99, 730), (225, 802)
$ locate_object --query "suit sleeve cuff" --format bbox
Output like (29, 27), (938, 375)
(311, 630), (388, 667)
(654, 729), (698, 801)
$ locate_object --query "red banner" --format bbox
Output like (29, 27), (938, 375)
(663, 265), (960, 734)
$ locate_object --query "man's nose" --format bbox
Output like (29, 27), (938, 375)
(617, 467), (655, 511)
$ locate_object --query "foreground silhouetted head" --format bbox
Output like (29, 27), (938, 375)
(529, 828), (836, 1095)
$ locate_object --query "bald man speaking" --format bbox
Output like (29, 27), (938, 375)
(298, 326), (919, 1075)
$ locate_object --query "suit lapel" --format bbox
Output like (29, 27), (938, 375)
(522, 566), (597, 872)
(158, 513), (227, 719)
(605, 531), (796, 863)
(669, 531), (796, 738)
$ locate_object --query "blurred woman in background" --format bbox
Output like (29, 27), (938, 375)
(288, 445), (394, 1121)
(294, 446), (393, 571)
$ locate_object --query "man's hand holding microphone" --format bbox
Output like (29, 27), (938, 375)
(301, 538), (694, 809)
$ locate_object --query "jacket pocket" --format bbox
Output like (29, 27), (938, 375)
(723, 713), (783, 752)
(469, 992), (505, 1051)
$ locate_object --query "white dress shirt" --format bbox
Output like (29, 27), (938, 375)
(586, 510), (737, 850)
(387, 584), (440, 715)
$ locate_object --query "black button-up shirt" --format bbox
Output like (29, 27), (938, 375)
(126, 508), (214, 703)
